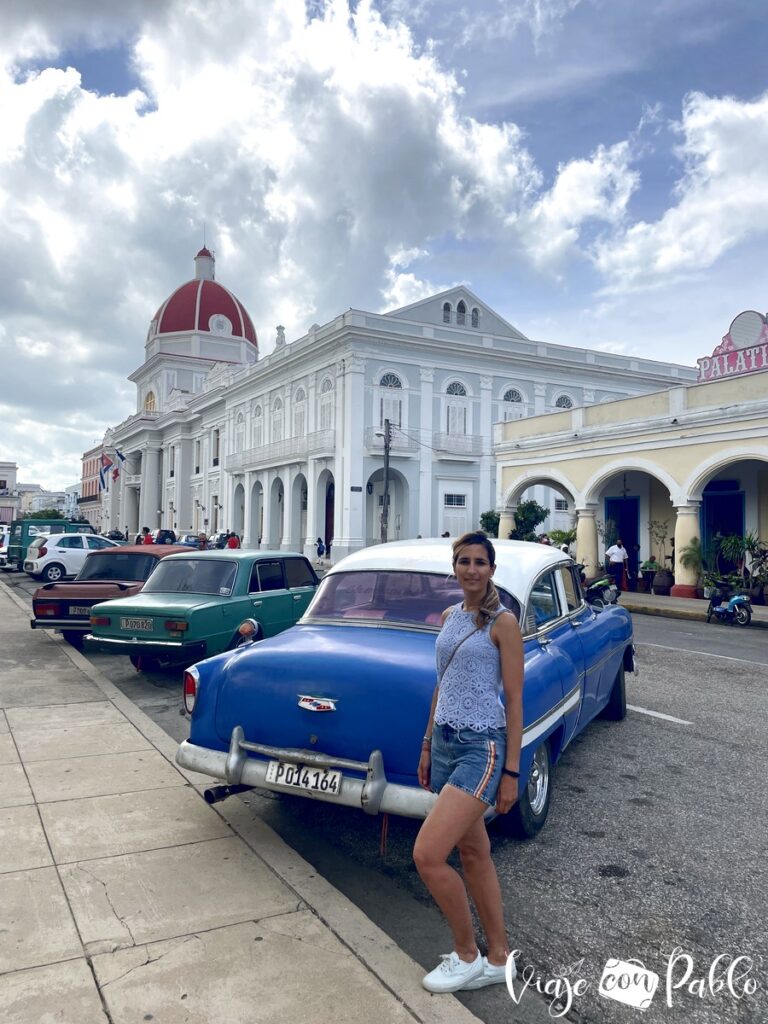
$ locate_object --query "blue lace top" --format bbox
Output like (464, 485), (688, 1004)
(433, 604), (507, 731)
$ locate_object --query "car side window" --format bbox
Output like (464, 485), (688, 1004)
(248, 565), (261, 593)
(257, 560), (285, 592)
(284, 558), (316, 588)
(526, 571), (562, 632)
(57, 535), (84, 549)
(559, 566), (582, 612)
(87, 536), (111, 549)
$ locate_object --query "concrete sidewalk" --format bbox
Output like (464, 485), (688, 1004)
(0, 578), (481, 1024)
(619, 588), (768, 628)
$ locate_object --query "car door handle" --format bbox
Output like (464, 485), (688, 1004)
(252, 600), (262, 607)
(293, 595), (302, 601)
(538, 636), (552, 647)
(571, 620), (583, 627)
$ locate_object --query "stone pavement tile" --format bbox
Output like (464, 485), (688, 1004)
(93, 914), (414, 1024)
(0, 805), (52, 873)
(14, 723), (152, 763)
(0, 763), (33, 808)
(0, 732), (18, 764)
(0, 866), (82, 973)
(26, 748), (187, 803)
(40, 787), (231, 863)
(0, 709), (8, 733)
(0, 678), (104, 709)
(0, 959), (108, 1024)
(6, 700), (126, 732)
(61, 836), (298, 954)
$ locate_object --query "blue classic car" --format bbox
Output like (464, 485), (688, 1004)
(176, 539), (635, 837)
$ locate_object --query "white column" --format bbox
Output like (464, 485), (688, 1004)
(534, 382), (547, 415)
(260, 472), (272, 549)
(479, 375), (493, 524)
(418, 367), (434, 536)
(339, 355), (365, 554)
(671, 503), (701, 598)
(281, 467), (294, 551)
(498, 505), (516, 539)
(305, 459), (317, 559)
(139, 447), (161, 529)
(575, 506), (599, 577)
(242, 472), (253, 548)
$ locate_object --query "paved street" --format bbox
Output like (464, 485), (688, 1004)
(5, 568), (767, 1023)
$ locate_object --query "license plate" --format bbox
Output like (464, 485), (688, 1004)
(265, 760), (342, 796)
(120, 617), (153, 631)
(69, 605), (91, 616)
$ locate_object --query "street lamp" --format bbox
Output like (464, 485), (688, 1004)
(374, 418), (391, 544)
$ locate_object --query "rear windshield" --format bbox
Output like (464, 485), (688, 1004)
(76, 552), (160, 582)
(304, 570), (520, 627)
(27, 537), (47, 550)
(142, 558), (238, 596)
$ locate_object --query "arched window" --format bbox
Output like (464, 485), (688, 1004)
(378, 371), (403, 428)
(445, 381), (468, 435)
(442, 302), (451, 324)
(319, 377), (334, 431)
(471, 307), (479, 328)
(272, 397), (283, 443)
(503, 388), (524, 422)
(555, 395), (574, 410)
(293, 387), (307, 438)
(143, 391), (156, 412)
(235, 413), (245, 453)
(252, 405), (263, 448)
(456, 300), (466, 326)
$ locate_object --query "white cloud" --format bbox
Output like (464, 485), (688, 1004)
(594, 90), (768, 290)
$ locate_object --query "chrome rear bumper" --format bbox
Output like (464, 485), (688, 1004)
(176, 727), (437, 819)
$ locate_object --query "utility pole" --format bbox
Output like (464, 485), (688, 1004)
(380, 418), (391, 544)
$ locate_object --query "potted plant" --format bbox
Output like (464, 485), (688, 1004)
(648, 519), (673, 595)
(678, 535), (705, 599)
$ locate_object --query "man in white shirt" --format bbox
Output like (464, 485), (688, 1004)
(605, 539), (628, 591)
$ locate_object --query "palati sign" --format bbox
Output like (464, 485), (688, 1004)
(697, 310), (768, 381)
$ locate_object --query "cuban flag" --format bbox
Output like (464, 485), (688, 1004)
(111, 448), (127, 483)
(98, 453), (114, 490)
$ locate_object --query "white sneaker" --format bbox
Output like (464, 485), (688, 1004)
(422, 951), (484, 993)
(462, 954), (517, 990)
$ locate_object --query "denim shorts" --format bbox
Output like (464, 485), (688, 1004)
(430, 724), (507, 806)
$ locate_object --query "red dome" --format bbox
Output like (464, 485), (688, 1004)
(152, 278), (257, 347)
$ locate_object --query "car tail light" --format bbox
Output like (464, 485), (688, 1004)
(90, 615), (111, 626)
(35, 603), (59, 616)
(164, 620), (189, 632)
(183, 668), (199, 714)
(38, 546), (48, 557)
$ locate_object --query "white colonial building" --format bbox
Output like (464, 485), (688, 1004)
(103, 249), (696, 559)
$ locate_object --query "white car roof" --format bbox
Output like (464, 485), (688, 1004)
(326, 538), (570, 601)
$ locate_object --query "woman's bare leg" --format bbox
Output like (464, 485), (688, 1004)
(413, 784), (489, 960)
(457, 816), (508, 965)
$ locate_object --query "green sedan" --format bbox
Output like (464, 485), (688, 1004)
(85, 550), (319, 670)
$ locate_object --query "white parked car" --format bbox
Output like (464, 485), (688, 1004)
(24, 533), (119, 582)
(0, 526), (9, 568)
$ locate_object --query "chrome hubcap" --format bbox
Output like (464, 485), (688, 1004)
(527, 744), (549, 816)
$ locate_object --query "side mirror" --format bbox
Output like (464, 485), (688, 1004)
(236, 618), (260, 646)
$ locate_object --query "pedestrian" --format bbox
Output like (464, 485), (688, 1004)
(605, 538), (628, 590)
(316, 537), (325, 558)
(140, 527), (153, 545)
(414, 530), (523, 993)
(539, 533), (551, 545)
(226, 532), (240, 549)
(197, 532), (209, 550)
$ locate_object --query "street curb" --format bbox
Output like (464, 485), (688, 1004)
(1, 578), (481, 1024)
(622, 600), (768, 629)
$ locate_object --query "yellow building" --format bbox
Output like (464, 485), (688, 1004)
(494, 352), (768, 598)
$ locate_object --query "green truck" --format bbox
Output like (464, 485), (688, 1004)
(3, 519), (97, 571)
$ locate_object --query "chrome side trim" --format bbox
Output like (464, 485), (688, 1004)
(521, 683), (581, 748)
(83, 634), (185, 650)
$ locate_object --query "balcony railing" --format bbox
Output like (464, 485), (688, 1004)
(364, 427), (419, 453)
(432, 432), (486, 457)
(225, 430), (336, 472)
(77, 495), (98, 504)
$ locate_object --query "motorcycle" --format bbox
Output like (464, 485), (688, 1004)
(706, 581), (752, 627)
(575, 564), (619, 609)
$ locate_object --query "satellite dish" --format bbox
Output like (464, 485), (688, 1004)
(728, 310), (765, 350)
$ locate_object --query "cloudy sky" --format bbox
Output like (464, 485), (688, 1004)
(2, 0), (768, 490)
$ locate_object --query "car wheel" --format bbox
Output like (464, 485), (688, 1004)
(734, 605), (752, 627)
(495, 740), (552, 839)
(129, 654), (161, 672)
(600, 664), (627, 721)
(42, 563), (65, 583)
(62, 631), (84, 650)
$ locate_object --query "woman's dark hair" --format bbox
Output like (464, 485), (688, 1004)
(451, 530), (501, 627)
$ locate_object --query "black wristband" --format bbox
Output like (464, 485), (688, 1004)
(502, 767), (520, 779)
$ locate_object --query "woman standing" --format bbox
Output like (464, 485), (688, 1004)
(414, 531), (524, 993)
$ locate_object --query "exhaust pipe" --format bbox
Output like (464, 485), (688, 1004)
(203, 784), (253, 804)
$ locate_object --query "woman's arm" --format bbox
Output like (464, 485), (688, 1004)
(417, 607), (452, 789)
(493, 611), (524, 814)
